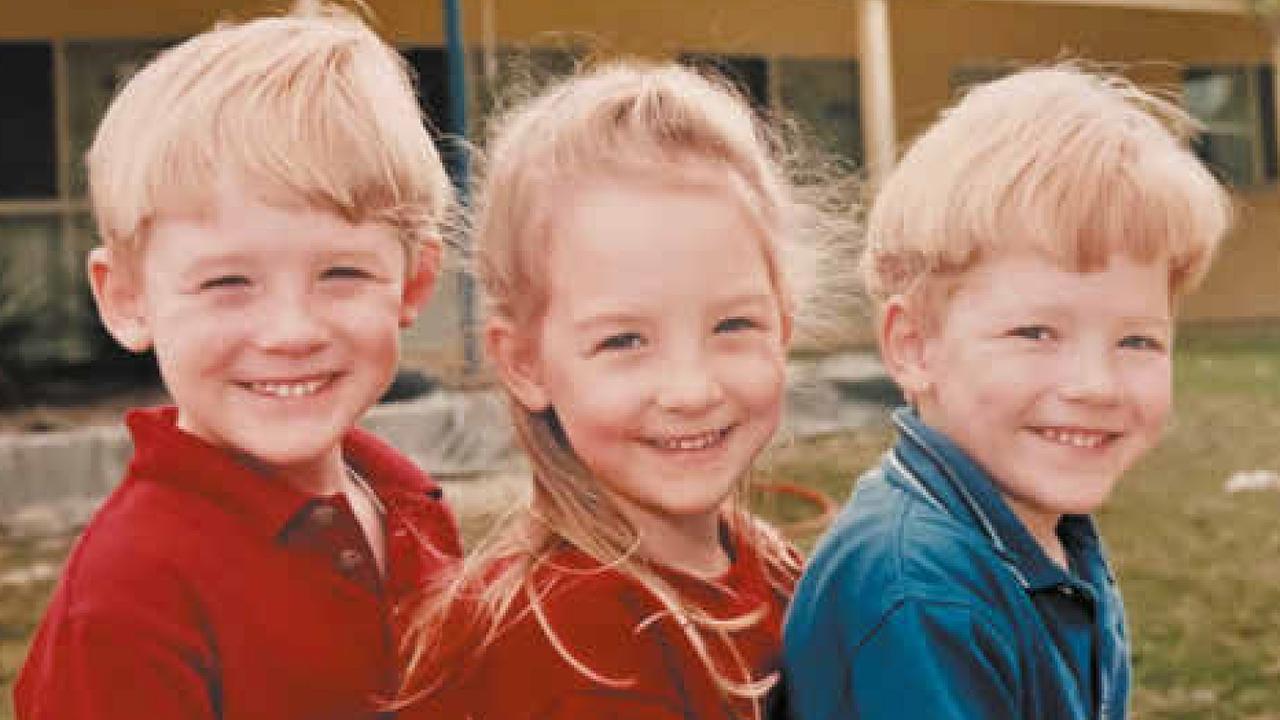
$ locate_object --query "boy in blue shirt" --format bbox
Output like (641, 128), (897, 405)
(783, 66), (1230, 719)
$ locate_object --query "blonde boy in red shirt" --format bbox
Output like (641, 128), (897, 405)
(16, 4), (461, 718)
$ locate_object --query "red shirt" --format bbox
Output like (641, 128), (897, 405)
(403, 526), (798, 720)
(16, 406), (462, 720)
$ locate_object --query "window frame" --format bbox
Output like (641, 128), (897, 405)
(1182, 64), (1279, 188)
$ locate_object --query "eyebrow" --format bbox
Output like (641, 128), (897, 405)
(711, 292), (778, 312)
(569, 292), (778, 332)
(571, 311), (648, 334)
(175, 252), (254, 276)
(1118, 315), (1172, 329)
(320, 246), (391, 261)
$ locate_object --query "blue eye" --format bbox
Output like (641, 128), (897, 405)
(715, 316), (759, 334)
(199, 275), (249, 291)
(1009, 325), (1054, 341)
(1119, 335), (1164, 352)
(596, 332), (645, 352)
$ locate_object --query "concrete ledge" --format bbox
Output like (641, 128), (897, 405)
(0, 390), (517, 519)
(0, 353), (888, 524)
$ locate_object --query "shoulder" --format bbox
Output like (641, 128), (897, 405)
(417, 552), (672, 718)
(343, 426), (462, 557)
(20, 477), (221, 701)
(528, 552), (658, 643)
(788, 464), (1020, 645)
(40, 483), (224, 640)
(443, 549), (655, 657)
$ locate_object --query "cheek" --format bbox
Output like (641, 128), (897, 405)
(148, 302), (238, 358)
(541, 356), (639, 438)
(561, 379), (641, 436)
(334, 287), (407, 326)
(734, 352), (787, 415)
(929, 346), (1009, 407)
(1127, 359), (1173, 424)
(329, 291), (406, 341)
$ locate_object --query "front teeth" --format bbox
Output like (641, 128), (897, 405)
(248, 379), (325, 398)
(653, 429), (725, 451)
(1037, 428), (1109, 449)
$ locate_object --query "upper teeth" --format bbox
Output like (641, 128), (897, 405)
(1038, 428), (1108, 449)
(653, 430), (723, 451)
(249, 379), (325, 398)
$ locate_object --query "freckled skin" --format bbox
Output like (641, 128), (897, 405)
(96, 183), (433, 494)
(912, 251), (1172, 550)
(523, 177), (789, 570)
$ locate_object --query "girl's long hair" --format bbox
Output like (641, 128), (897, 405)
(401, 59), (856, 717)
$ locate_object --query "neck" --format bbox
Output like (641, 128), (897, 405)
(1003, 495), (1068, 570)
(621, 503), (731, 579)
(241, 447), (348, 496)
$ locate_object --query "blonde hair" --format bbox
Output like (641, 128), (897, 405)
(402, 60), (845, 715)
(87, 1), (452, 264)
(863, 64), (1230, 309)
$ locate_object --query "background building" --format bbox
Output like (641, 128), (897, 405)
(1, 0), (1276, 380)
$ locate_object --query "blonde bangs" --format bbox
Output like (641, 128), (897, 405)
(475, 60), (851, 337)
(88, 4), (451, 257)
(863, 65), (1231, 303)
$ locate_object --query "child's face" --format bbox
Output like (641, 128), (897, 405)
(91, 183), (436, 489)
(510, 177), (788, 538)
(901, 250), (1172, 536)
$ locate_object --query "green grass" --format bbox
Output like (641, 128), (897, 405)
(0, 537), (69, 719)
(1100, 327), (1280, 719)
(2, 324), (1279, 718)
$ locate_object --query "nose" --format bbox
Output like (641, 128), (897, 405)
(252, 290), (328, 355)
(655, 349), (724, 414)
(1059, 343), (1121, 405)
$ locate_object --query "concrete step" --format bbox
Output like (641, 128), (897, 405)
(0, 352), (891, 529)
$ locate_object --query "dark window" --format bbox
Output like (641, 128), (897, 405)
(1184, 65), (1278, 187)
(949, 65), (1017, 96)
(403, 46), (450, 137)
(65, 40), (173, 197)
(680, 54), (769, 111)
(0, 43), (56, 199)
(777, 59), (862, 166)
(1261, 65), (1278, 182)
(404, 46), (469, 189)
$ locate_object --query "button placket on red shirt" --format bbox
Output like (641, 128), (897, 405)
(284, 496), (383, 595)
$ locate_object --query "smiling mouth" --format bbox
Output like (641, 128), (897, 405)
(240, 375), (334, 399)
(648, 426), (733, 451)
(1032, 427), (1120, 450)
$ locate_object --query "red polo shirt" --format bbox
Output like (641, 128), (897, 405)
(402, 524), (799, 720)
(16, 406), (462, 720)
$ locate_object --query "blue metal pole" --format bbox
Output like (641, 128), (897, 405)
(443, 0), (478, 374)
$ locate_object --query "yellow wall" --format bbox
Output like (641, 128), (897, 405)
(476, 0), (859, 58)
(1, 0), (439, 41)
(1184, 191), (1280, 321)
(0, 0), (860, 57)
(890, 0), (1272, 141)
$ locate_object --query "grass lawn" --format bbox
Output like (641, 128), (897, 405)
(2, 323), (1279, 718)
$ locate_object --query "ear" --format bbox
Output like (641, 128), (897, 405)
(398, 237), (442, 328)
(485, 317), (550, 412)
(879, 294), (932, 403)
(87, 246), (152, 353)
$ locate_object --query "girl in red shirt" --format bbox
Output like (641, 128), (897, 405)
(399, 60), (848, 720)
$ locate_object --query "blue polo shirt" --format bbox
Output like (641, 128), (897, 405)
(782, 408), (1129, 719)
